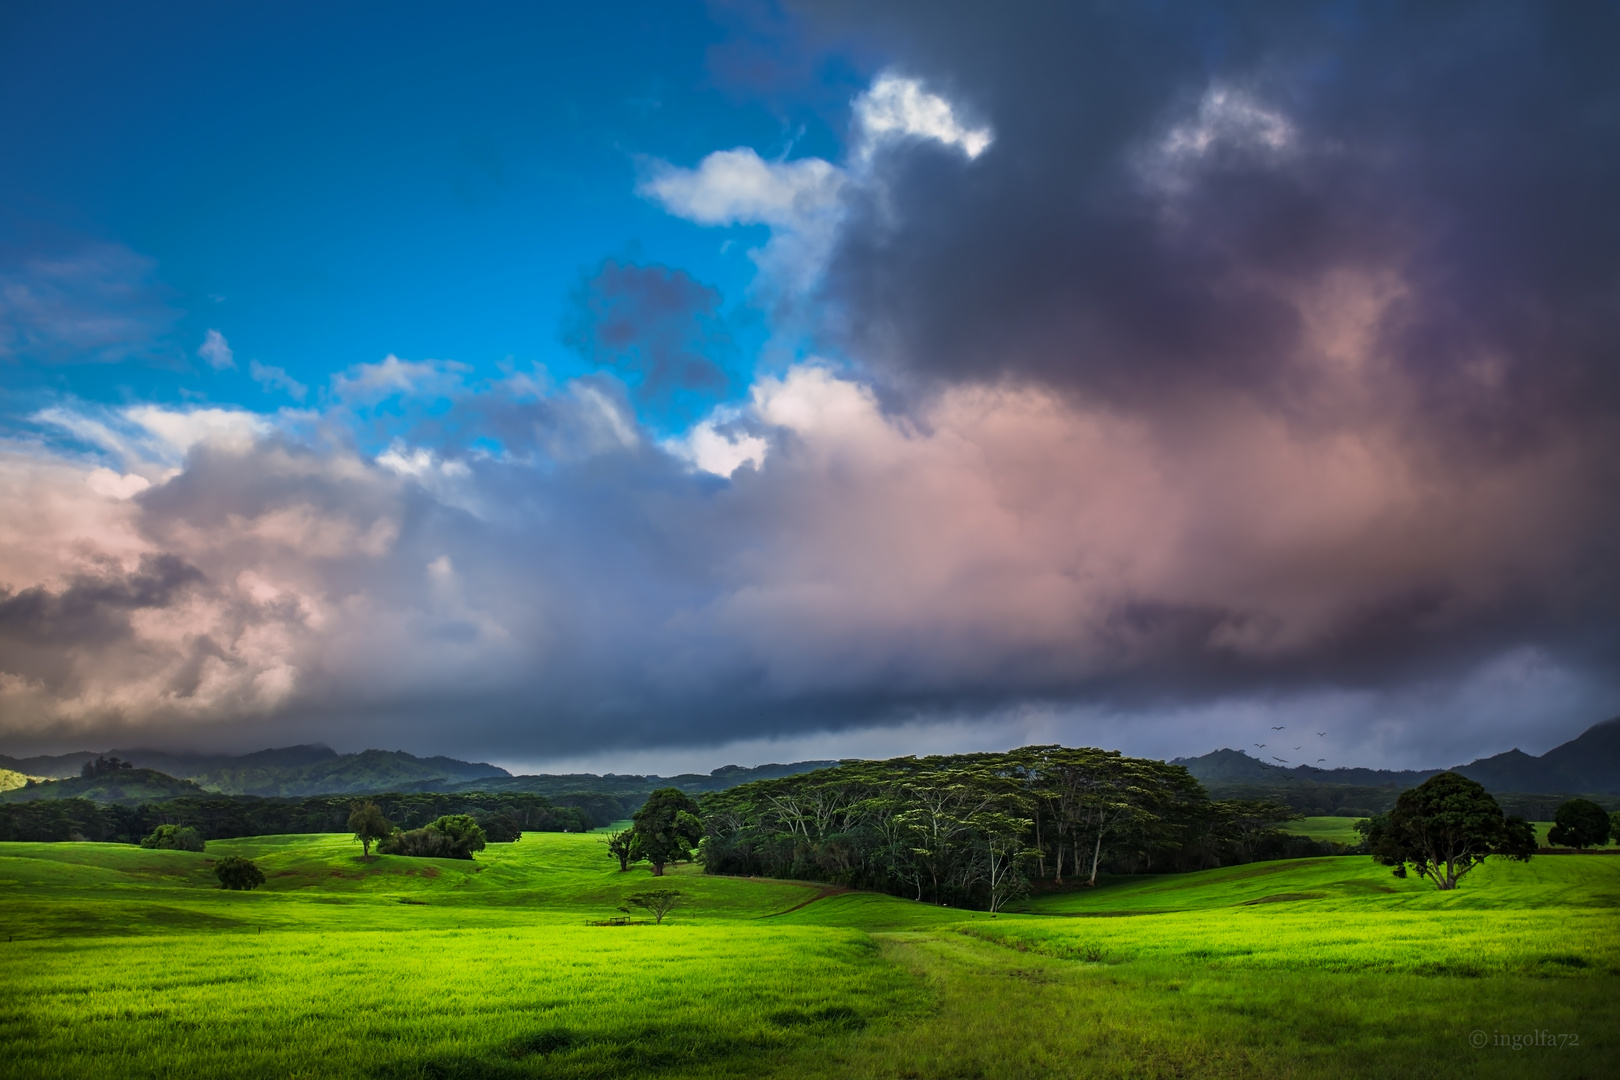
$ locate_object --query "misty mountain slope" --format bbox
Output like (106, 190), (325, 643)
(1176, 716), (1620, 795)
(422, 761), (841, 799)
(0, 768), (208, 805)
(0, 746), (508, 797)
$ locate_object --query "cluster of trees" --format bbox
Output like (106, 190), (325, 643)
(0, 791), (588, 845)
(348, 802), (492, 860)
(379, 814), (488, 859)
(604, 789), (704, 875)
(1357, 780), (1620, 891)
(697, 748), (1322, 911)
(140, 824), (205, 852)
(80, 756), (135, 779)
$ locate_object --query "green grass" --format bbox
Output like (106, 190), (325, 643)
(1283, 815), (1367, 843)
(1, 832), (1615, 1079)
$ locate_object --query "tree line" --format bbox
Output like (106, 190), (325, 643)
(0, 791), (592, 844)
(697, 747), (1332, 911)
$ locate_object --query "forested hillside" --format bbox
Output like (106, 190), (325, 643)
(701, 747), (1332, 911)
(0, 791), (591, 844)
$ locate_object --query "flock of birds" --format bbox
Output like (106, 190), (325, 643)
(1251, 726), (1328, 767)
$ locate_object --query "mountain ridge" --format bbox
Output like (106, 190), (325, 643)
(1172, 715), (1620, 794)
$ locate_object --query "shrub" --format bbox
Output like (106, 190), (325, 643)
(214, 855), (265, 890)
(140, 824), (205, 852)
(378, 814), (486, 859)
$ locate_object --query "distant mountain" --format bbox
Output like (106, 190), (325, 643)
(423, 760), (841, 800)
(0, 768), (209, 804)
(0, 745), (509, 797)
(1175, 716), (1620, 795)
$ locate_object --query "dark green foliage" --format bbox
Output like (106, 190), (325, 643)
(1547, 798), (1611, 849)
(379, 814), (487, 859)
(701, 747), (1284, 909)
(0, 798), (113, 842)
(477, 811), (522, 843)
(0, 791), (590, 844)
(1, 768), (210, 805)
(604, 828), (640, 871)
(631, 788), (703, 875)
(213, 855), (265, 890)
(620, 888), (684, 923)
(1357, 772), (1534, 889)
(348, 801), (393, 856)
(1612, 810), (1620, 844)
(139, 824), (204, 852)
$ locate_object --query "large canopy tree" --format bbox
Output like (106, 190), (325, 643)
(1357, 772), (1535, 890)
(1547, 799), (1611, 849)
(631, 788), (703, 875)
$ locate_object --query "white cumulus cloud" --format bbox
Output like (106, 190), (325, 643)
(853, 74), (994, 161)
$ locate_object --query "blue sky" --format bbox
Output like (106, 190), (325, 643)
(0, 0), (858, 437)
(1, 1), (1616, 771)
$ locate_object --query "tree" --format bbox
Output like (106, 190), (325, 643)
(621, 889), (685, 924)
(140, 824), (205, 852)
(214, 855), (265, 890)
(1547, 799), (1611, 849)
(1356, 772), (1534, 890)
(1212, 800), (1300, 863)
(81, 756), (133, 779)
(631, 789), (703, 875)
(1612, 811), (1620, 846)
(379, 814), (487, 859)
(348, 801), (393, 857)
(479, 812), (523, 843)
(603, 828), (640, 872)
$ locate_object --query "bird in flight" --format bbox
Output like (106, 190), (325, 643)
(1316, 732), (1326, 737)
(1294, 746), (1302, 750)
(1254, 743), (1265, 748)
(1272, 757), (1289, 763)
(1317, 758), (1325, 763)
(1271, 726), (1286, 730)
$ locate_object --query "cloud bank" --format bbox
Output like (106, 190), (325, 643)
(2, 3), (1618, 768)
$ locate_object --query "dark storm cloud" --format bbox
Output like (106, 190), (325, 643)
(797, 1), (1620, 444)
(0, 554), (203, 689)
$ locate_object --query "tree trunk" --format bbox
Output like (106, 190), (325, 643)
(651, 860), (665, 876)
(1053, 838), (1064, 884)
(1088, 832), (1104, 886)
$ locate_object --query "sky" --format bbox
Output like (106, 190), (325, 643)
(1, 0), (1617, 773)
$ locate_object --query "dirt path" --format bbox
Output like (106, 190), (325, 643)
(758, 884), (854, 918)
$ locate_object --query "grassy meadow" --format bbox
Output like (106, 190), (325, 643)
(1, 830), (1615, 1079)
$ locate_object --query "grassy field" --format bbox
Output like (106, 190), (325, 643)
(1, 831), (1615, 1079)
(1285, 814), (1620, 849)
